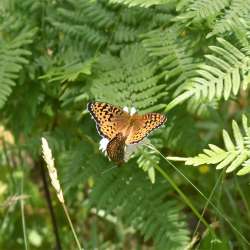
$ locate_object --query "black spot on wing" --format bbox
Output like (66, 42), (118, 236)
(128, 113), (167, 144)
(87, 101), (111, 139)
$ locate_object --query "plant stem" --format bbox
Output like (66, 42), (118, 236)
(62, 203), (83, 250)
(38, 159), (62, 250)
(1, 138), (16, 188)
(234, 176), (250, 222)
(154, 165), (211, 230)
(192, 170), (224, 238)
(20, 172), (29, 250)
(147, 144), (250, 246)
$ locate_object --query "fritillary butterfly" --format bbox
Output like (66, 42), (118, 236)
(88, 101), (166, 165)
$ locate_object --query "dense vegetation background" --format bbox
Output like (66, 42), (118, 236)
(0, 0), (250, 249)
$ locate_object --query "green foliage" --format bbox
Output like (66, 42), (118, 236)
(177, 0), (230, 22)
(48, 0), (167, 51)
(181, 115), (250, 175)
(209, 0), (250, 37)
(1, 0), (250, 249)
(137, 146), (160, 183)
(0, 29), (35, 109)
(90, 45), (167, 112)
(162, 109), (203, 155)
(58, 140), (189, 249)
(142, 26), (197, 90)
(89, 165), (189, 249)
(167, 38), (250, 111)
(109, 0), (169, 8)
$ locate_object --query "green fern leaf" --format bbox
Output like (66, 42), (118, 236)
(0, 29), (35, 109)
(89, 165), (190, 250)
(91, 44), (167, 111)
(137, 147), (160, 183)
(176, 0), (230, 23)
(166, 38), (250, 111)
(178, 115), (250, 175)
(208, 0), (250, 37)
(109, 0), (169, 8)
(42, 59), (94, 83)
(142, 27), (197, 90)
(237, 160), (250, 175)
(49, 0), (115, 48)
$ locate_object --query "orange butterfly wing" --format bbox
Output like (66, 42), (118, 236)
(126, 113), (166, 144)
(88, 101), (129, 140)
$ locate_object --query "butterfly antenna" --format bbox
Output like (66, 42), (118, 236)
(101, 165), (119, 175)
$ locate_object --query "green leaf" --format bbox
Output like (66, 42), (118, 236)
(176, 115), (250, 175)
(232, 120), (244, 150)
(168, 38), (250, 111)
(0, 29), (36, 109)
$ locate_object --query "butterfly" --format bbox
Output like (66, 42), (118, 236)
(88, 101), (166, 165)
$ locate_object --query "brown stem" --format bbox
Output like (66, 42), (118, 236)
(38, 158), (62, 250)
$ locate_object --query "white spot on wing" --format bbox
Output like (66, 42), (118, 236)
(123, 106), (129, 113)
(130, 107), (136, 115)
(99, 137), (109, 154)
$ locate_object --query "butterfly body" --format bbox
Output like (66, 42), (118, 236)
(106, 133), (126, 165)
(88, 101), (166, 164)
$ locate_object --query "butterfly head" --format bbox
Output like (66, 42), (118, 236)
(123, 106), (137, 116)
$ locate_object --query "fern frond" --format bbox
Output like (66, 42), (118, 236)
(49, 0), (154, 50)
(179, 115), (250, 175)
(186, 98), (219, 118)
(120, 7), (153, 26)
(238, 159), (250, 175)
(0, 29), (35, 109)
(109, 0), (169, 8)
(89, 165), (190, 250)
(142, 27), (197, 90)
(42, 60), (94, 83)
(113, 24), (139, 43)
(60, 141), (106, 192)
(49, 0), (115, 48)
(208, 0), (250, 37)
(176, 0), (230, 23)
(91, 44), (167, 112)
(137, 147), (160, 183)
(59, 140), (189, 249)
(50, 0), (175, 52)
(166, 38), (250, 111)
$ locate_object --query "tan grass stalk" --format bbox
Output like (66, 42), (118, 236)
(41, 137), (83, 250)
(41, 137), (64, 203)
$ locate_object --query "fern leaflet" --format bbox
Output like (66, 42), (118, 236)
(91, 44), (167, 112)
(109, 0), (170, 8)
(166, 38), (250, 111)
(0, 29), (35, 109)
(209, 0), (250, 37)
(171, 115), (250, 175)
